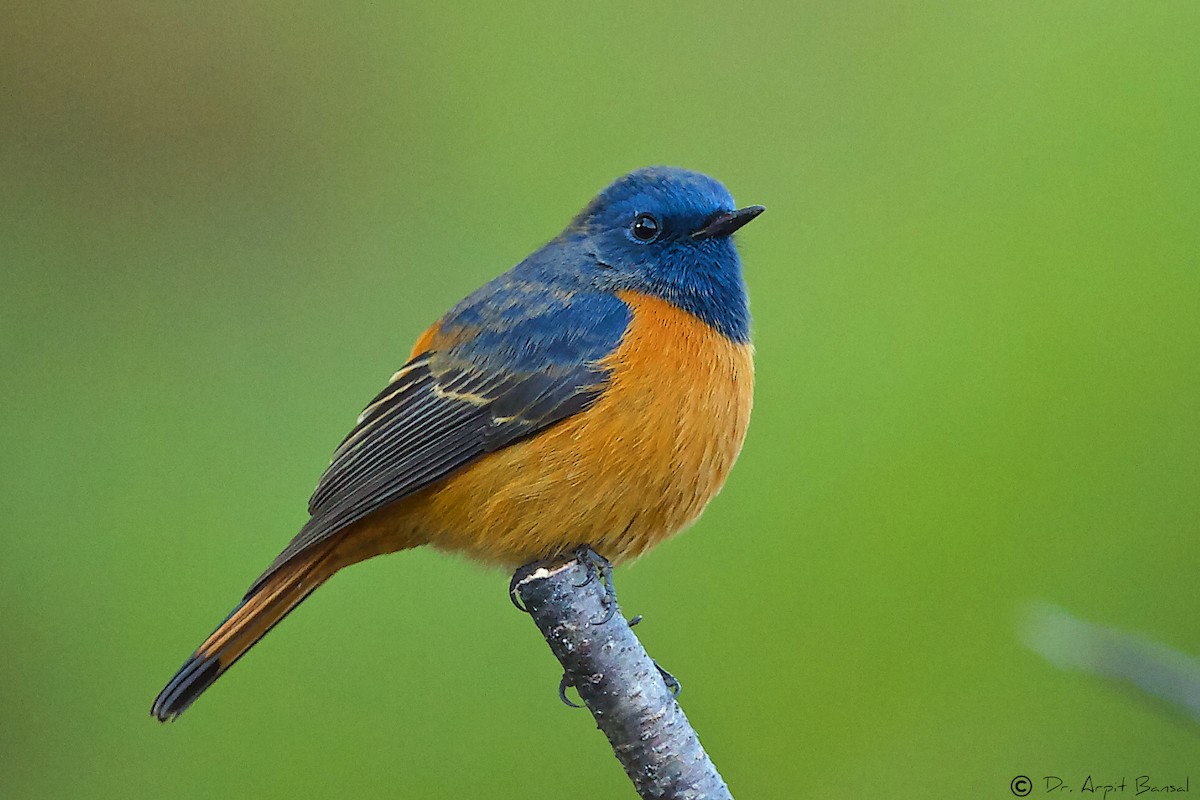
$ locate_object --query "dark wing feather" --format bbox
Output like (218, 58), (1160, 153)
(247, 288), (628, 594)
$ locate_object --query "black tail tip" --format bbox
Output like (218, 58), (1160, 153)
(151, 654), (222, 722)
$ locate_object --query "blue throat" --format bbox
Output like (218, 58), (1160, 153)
(645, 264), (751, 343)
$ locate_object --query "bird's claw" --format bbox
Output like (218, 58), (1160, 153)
(558, 672), (583, 709)
(571, 545), (619, 625)
(508, 563), (537, 613)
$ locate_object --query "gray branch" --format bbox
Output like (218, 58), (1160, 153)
(1022, 601), (1200, 725)
(515, 558), (733, 800)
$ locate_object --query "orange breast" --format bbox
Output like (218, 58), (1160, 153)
(347, 290), (754, 568)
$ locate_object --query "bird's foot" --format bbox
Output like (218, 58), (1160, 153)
(509, 546), (614, 615)
(572, 545), (618, 625)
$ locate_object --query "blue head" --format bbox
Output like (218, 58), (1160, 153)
(547, 167), (763, 343)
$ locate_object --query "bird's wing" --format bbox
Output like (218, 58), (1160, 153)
(248, 287), (632, 593)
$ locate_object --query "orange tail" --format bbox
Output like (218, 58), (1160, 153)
(151, 543), (340, 721)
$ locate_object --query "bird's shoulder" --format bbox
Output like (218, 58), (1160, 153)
(420, 261), (632, 375)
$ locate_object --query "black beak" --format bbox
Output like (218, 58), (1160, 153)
(691, 205), (765, 240)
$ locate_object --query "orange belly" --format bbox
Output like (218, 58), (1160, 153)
(342, 290), (754, 568)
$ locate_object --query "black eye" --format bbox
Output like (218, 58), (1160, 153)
(631, 213), (661, 242)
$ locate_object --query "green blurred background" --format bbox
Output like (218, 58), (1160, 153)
(3, 2), (1197, 797)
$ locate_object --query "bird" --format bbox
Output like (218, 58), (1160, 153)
(151, 166), (763, 721)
